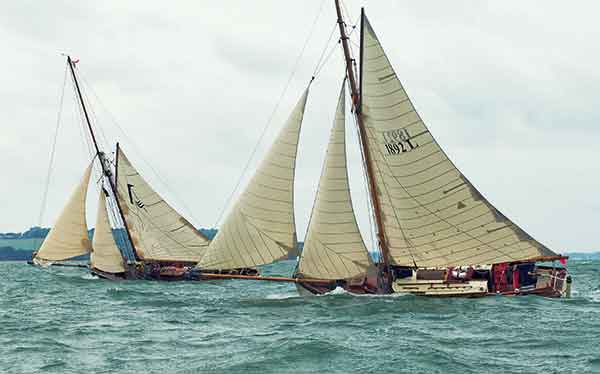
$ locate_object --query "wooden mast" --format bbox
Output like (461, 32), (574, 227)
(66, 56), (139, 265)
(333, 2), (392, 290)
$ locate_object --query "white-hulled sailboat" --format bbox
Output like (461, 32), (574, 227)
(193, 1), (571, 298)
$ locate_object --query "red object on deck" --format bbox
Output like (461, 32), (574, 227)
(512, 266), (520, 291)
(493, 263), (509, 292)
(560, 258), (567, 265)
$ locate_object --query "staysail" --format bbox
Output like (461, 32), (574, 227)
(297, 84), (373, 280)
(36, 165), (93, 261)
(199, 88), (310, 270)
(359, 14), (558, 267)
(91, 191), (126, 273)
(115, 147), (210, 262)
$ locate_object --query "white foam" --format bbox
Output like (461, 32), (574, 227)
(319, 286), (409, 298)
(81, 273), (99, 280)
(265, 293), (298, 300)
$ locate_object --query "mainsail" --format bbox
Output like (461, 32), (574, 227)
(91, 191), (126, 273)
(359, 14), (558, 267)
(199, 88), (310, 270)
(297, 84), (373, 280)
(115, 147), (210, 262)
(36, 165), (93, 261)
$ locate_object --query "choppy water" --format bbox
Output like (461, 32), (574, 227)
(1, 260), (599, 374)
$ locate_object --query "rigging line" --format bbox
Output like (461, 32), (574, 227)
(38, 63), (68, 227)
(79, 75), (201, 228)
(313, 41), (342, 78)
(213, 0), (326, 228)
(347, 13), (361, 37)
(69, 67), (97, 165)
(340, 0), (354, 28)
(71, 74), (96, 175)
(311, 22), (338, 78)
(78, 71), (110, 153)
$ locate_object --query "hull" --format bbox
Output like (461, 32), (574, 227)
(28, 258), (89, 269)
(392, 279), (488, 298)
(91, 268), (127, 281)
(297, 263), (571, 299)
(296, 280), (379, 295)
(89, 263), (260, 282)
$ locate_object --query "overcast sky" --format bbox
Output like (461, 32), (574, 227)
(1, 1), (599, 252)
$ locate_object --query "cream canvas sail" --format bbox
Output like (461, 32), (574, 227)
(297, 84), (373, 280)
(115, 148), (210, 262)
(360, 15), (558, 267)
(91, 191), (126, 273)
(199, 88), (310, 270)
(36, 165), (93, 261)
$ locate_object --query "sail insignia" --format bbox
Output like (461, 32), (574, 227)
(199, 88), (310, 270)
(359, 14), (558, 267)
(297, 83), (374, 280)
(35, 164), (93, 261)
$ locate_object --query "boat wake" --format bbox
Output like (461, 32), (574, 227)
(265, 292), (299, 300)
(320, 286), (410, 298)
(81, 273), (99, 280)
(588, 290), (600, 303)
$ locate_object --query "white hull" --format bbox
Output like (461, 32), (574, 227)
(392, 279), (488, 297)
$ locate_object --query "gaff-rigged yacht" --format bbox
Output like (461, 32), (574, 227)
(30, 56), (214, 281)
(196, 1), (571, 298)
(295, 3), (571, 298)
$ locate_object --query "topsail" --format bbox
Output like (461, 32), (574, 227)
(199, 88), (310, 270)
(359, 15), (558, 267)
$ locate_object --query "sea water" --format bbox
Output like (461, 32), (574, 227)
(1, 260), (599, 373)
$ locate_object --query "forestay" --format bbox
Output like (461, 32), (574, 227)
(36, 165), (93, 261)
(199, 88), (310, 270)
(116, 148), (210, 262)
(360, 15), (558, 267)
(297, 84), (373, 280)
(91, 191), (126, 273)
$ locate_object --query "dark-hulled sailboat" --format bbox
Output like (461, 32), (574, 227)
(31, 56), (213, 281)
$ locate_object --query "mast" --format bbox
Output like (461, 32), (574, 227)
(66, 56), (138, 264)
(333, 2), (392, 287)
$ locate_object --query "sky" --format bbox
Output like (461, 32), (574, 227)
(1, 1), (599, 252)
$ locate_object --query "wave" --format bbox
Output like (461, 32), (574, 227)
(265, 292), (299, 300)
(81, 273), (99, 280)
(319, 286), (410, 298)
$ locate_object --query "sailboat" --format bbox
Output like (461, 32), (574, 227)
(31, 56), (213, 281)
(191, 1), (572, 298)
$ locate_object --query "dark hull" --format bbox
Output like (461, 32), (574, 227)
(28, 260), (88, 269)
(296, 277), (381, 295)
(91, 268), (127, 281)
(89, 266), (260, 282)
